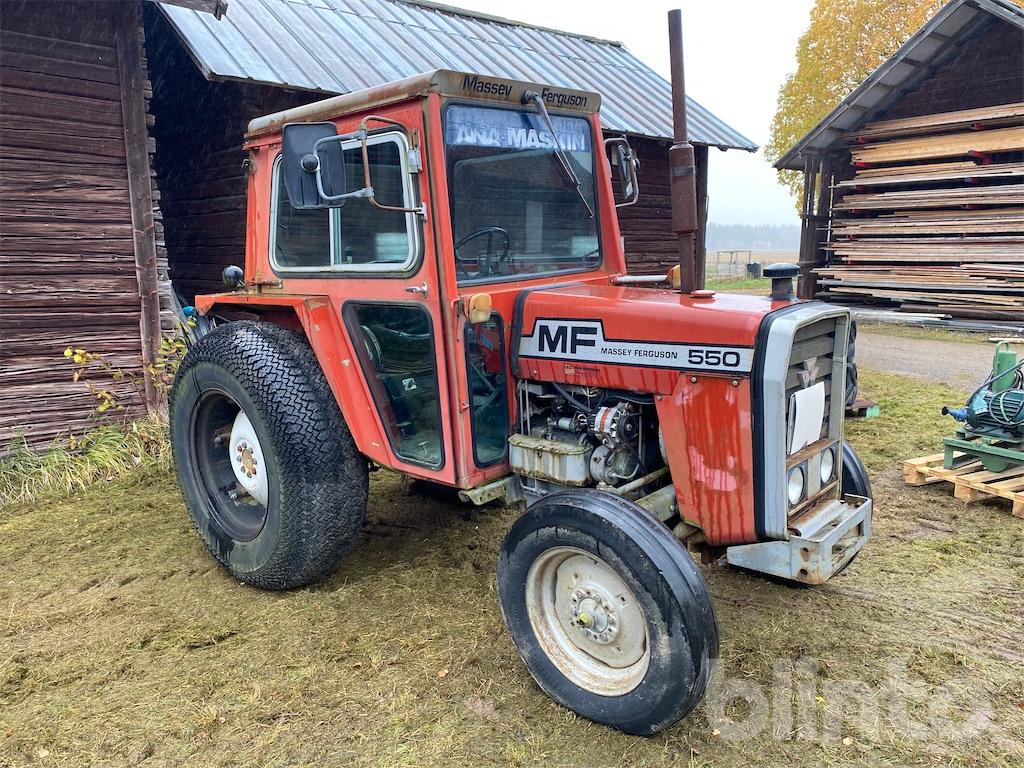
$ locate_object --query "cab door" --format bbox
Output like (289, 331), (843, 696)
(270, 104), (457, 485)
(422, 95), (517, 488)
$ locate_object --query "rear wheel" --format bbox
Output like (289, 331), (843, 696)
(497, 490), (718, 735)
(170, 321), (368, 589)
(845, 321), (859, 407)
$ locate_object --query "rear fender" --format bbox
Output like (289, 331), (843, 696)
(195, 294), (392, 466)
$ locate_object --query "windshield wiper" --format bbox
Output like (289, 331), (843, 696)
(522, 91), (595, 219)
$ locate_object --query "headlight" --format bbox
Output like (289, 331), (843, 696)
(787, 466), (805, 506)
(820, 447), (835, 484)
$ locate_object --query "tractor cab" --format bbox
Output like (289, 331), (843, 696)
(203, 70), (634, 490)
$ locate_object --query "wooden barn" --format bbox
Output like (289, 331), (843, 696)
(0, 0), (227, 448)
(0, 0), (755, 449)
(776, 0), (1024, 324)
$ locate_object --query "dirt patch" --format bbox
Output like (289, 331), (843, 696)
(1, 371), (1022, 767)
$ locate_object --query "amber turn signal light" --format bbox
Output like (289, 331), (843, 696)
(467, 293), (492, 324)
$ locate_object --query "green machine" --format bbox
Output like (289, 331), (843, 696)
(942, 342), (1024, 472)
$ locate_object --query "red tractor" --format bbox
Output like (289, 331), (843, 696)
(171, 12), (872, 735)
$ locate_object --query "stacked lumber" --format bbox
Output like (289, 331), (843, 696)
(849, 125), (1024, 164)
(818, 102), (1024, 322)
(851, 103), (1024, 141)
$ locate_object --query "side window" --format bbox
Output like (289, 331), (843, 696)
(336, 140), (410, 267)
(273, 174), (331, 268)
(270, 134), (418, 272)
(346, 303), (443, 468)
(465, 316), (509, 466)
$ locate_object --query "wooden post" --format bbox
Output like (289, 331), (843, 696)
(809, 155), (834, 290)
(796, 156), (820, 299)
(694, 144), (709, 289)
(114, 2), (160, 411)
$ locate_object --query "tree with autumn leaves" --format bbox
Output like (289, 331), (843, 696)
(766, 0), (1024, 199)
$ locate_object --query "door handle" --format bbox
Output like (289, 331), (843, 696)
(404, 282), (429, 298)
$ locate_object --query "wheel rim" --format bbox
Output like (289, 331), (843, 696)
(191, 390), (270, 542)
(229, 411), (269, 507)
(525, 546), (650, 696)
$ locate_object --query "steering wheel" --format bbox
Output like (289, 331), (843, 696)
(454, 227), (510, 279)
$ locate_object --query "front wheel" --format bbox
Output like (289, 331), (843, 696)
(841, 440), (872, 500)
(497, 491), (718, 735)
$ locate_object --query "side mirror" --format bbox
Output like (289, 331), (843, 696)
(606, 137), (640, 207)
(281, 122), (348, 209)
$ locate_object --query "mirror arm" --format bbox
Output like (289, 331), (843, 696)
(309, 131), (369, 204)
(357, 116), (425, 215)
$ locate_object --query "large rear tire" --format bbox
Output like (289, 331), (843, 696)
(845, 321), (859, 407)
(497, 490), (718, 735)
(170, 321), (368, 589)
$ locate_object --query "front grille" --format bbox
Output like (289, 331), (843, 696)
(785, 317), (839, 445)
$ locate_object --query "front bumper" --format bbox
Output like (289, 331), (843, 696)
(725, 494), (872, 585)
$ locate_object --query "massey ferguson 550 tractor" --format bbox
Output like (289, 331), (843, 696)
(171, 12), (873, 735)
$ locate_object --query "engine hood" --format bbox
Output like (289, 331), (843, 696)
(513, 283), (792, 390)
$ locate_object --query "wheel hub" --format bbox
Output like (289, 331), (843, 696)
(228, 410), (269, 507)
(237, 441), (258, 478)
(569, 588), (619, 643)
(524, 547), (650, 696)
(553, 555), (645, 669)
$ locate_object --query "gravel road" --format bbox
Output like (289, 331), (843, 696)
(855, 330), (997, 391)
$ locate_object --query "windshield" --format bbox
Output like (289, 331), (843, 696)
(444, 104), (600, 284)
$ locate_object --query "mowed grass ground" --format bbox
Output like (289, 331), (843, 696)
(2, 369), (1023, 767)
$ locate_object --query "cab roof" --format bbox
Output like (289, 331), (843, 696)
(246, 69), (601, 139)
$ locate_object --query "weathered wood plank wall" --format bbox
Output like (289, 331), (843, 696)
(0, 0), (165, 447)
(144, 6), (312, 302)
(615, 138), (708, 276)
(882, 21), (1023, 121)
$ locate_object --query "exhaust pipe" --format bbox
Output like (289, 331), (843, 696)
(668, 9), (698, 294)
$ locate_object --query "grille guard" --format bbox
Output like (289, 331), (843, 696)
(725, 493), (872, 585)
(753, 303), (852, 541)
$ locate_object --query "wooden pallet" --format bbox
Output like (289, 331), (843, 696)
(845, 398), (880, 418)
(903, 452), (1024, 518)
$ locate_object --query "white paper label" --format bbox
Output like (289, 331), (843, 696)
(788, 381), (826, 454)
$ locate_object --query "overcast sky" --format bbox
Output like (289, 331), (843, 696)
(450, 0), (815, 226)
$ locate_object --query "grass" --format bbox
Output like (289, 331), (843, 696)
(844, 369), (969, 473)
(1, 370), (1022, 767)
(0, 418), (171, 508)
(705, 274), (769, 294)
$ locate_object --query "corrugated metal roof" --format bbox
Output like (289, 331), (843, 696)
(775, 0), (1024, 170)
(156, 0), (757, 150)
(148, 0), (228, 18)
